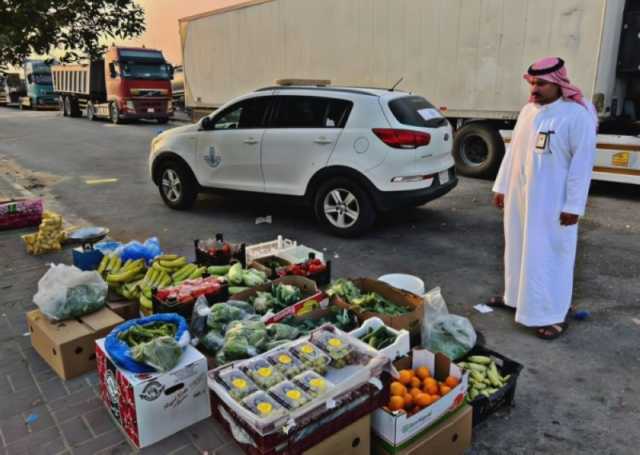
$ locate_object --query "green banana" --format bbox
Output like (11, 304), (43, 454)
(107, 262), (145, 283)
(97, 255), (110, 274)
(155, 254), (179, 261)
(107, 254), (118, 271)
(188, 266), (206, 279)
(152, 261), (172, 273)
(139, 294), (153, 310)
(112, 257), (123, 273)
(158, 256), (187, 269)
(468, 356), (492, 365)
(172, 264), (196, 282)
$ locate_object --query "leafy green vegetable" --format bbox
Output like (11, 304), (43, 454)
(242, 268), (267, 287)
(131, 336), (182, 372)
(252, 291), (276, 314)
(326, 279), (361, 301)
(227, 263), (244, 285)
(273, 284), (302, 308)
(267, 323), (300, 341)
(358, 326), (398, 350)
(208, 302), (247, 325)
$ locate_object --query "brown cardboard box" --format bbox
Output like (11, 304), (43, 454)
(305, 414), (370, 455)
(27, 307), (123, 380)
(107, 300), (140, 320)
(231, 275), (319, 303)
(332, 278), (424, 336)
(372, 404), (472, 455)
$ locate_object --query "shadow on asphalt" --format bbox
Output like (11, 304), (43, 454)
(590, 180), (640, 200)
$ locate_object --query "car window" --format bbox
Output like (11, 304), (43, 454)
(213, 97), (271, 130)
(271, 96), (353, 128)
(388, 96), (447, 128)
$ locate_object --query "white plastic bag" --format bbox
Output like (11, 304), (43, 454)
(421, 287), (476, 360)
(33, 264), (107, 321)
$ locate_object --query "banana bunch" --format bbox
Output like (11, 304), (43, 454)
(21, 211), (65, 255)
(98, 253), (123, 276)
(458, 355), (511, 401)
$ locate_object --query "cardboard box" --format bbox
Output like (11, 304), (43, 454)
(373, 404), (472, 455)
(96, 339), (211, 449)
(249, 255), (292, 279)
(107, 300), (140, 321)
(231, 275), (325, 322)
(332, 278), (424, 336)
(372, 349), (468, 450)
(27, 307), (123, 380)
(304, 414), (370, 455)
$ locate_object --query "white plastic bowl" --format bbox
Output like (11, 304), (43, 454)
(377, 273), (425, 296)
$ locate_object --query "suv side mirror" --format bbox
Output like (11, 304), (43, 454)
(200, 116), (213, 130)
(167, 64), (174, 80)
(109, 63), (117, 78)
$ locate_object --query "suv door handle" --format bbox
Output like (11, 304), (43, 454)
(314, 138), (333, 145)
(243, 138), (258, 145)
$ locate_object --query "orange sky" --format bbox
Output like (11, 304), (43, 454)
(120, 0), (244, 65)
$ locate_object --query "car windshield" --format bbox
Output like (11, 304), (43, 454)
(33, 73), (52, 85)
(120, 62), (170, 80)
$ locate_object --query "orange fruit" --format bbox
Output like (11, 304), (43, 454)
(423, 380), (438, 395)
(415, 367), (431, 380)
(398, 370), (414, 385)
(389, 395), (405, 411)
(431, 394), (442, 402)
(439, 385), (452, 396)
(445, 376), (460, 388)
(390, 382), (407, 397)
(415, 393), (432, 407)
(410, 387), (423, 399)
(409, 377), (422, 388)
(403, 394), (414, 409)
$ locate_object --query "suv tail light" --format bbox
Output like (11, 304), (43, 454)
(372, 128), (431, 149)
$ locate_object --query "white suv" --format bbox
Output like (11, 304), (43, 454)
(149, 84), (457, 236)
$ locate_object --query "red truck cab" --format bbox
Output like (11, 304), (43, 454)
(105, 47), (174, 123)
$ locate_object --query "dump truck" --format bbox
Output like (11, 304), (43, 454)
(1, 72), (26, 107)
(51, 46), (174, 124)
(180, 0), (640, 185)
(19, 60), (57, 110)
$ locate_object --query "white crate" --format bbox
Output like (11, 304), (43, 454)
(349, 317), (410, 361)
(244, 235), (298, 264)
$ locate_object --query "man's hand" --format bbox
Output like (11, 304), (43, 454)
(560, 212), (579, 226)
(492, 192), (504, 209)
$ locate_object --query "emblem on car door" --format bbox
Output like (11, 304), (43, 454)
(204, 145), (222, 168)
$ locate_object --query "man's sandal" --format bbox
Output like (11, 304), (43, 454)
(486, 296), (515, 311)
(536, 322), (569, 340)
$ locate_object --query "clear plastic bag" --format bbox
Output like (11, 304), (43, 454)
(33, 264), (107, 321)
(422, 287), (476, 360)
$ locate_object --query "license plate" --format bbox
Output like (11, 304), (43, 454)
(147, 108), (155, 113)
(439, 170), (449, 184)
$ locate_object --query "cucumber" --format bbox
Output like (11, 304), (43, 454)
(207, 265), (232, 276)
(229, 286), (250, 295)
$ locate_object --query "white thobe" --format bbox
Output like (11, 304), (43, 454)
(493, 99), (597, 327)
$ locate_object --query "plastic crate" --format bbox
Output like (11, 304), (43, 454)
(275, 261), (332, 288)
(194, 239), (246, 267)
(349, 317), (410, 361)
(152, 282), (229, 321)
(210, 380), (385, 455)
(245, 236), (299, 265)
(463, 345), (524, 426)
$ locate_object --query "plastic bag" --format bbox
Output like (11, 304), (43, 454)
(105, 314), (190, 373)
(115, 237), (162, 264)
(33, 264), (107, 320)
(422, 287), (476, 360)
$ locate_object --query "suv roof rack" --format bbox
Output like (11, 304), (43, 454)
(276, 78), (331, 87)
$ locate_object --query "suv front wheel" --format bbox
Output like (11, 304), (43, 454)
(157, 160), (198, 210)
(314, 177), (376, 237)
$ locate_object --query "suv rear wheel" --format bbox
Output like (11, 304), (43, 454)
(157, 160), (198, 210)
(314, 177), (376, 237)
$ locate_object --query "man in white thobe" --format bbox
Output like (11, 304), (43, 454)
(490, 57), (597, 339)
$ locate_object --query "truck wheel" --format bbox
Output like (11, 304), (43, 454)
(158, 160), (198, 210)
(87, 102), (97, 121)
(453, 123), (504, 179)
(314, 177), (376, 237)
(110, 102), (122, 124)
(59, 97), (68, 117)
(69, 99), (81, 118)
(63, 97), (72, 117)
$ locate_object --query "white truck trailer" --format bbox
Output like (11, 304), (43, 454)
(180, 0), (640, 184)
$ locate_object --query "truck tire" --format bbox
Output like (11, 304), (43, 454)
(110, 102), (122, 124)
(59, 97), (68, 117)
(69, 98), (81, 118)
(313, 177), (376, 237)
(63, 97), (72, 117)
(453, 123), (504, 179)
(157, 160), (198, 210)
(87, 102), (97, 121)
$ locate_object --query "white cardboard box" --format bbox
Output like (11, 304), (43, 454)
(372, 349), (468, 449)
(95, 339), (211, 448)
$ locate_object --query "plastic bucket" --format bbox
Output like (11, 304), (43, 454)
(377, 273), (425, 295)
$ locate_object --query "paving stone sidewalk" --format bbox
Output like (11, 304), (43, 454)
(0, 180), (241, 454)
